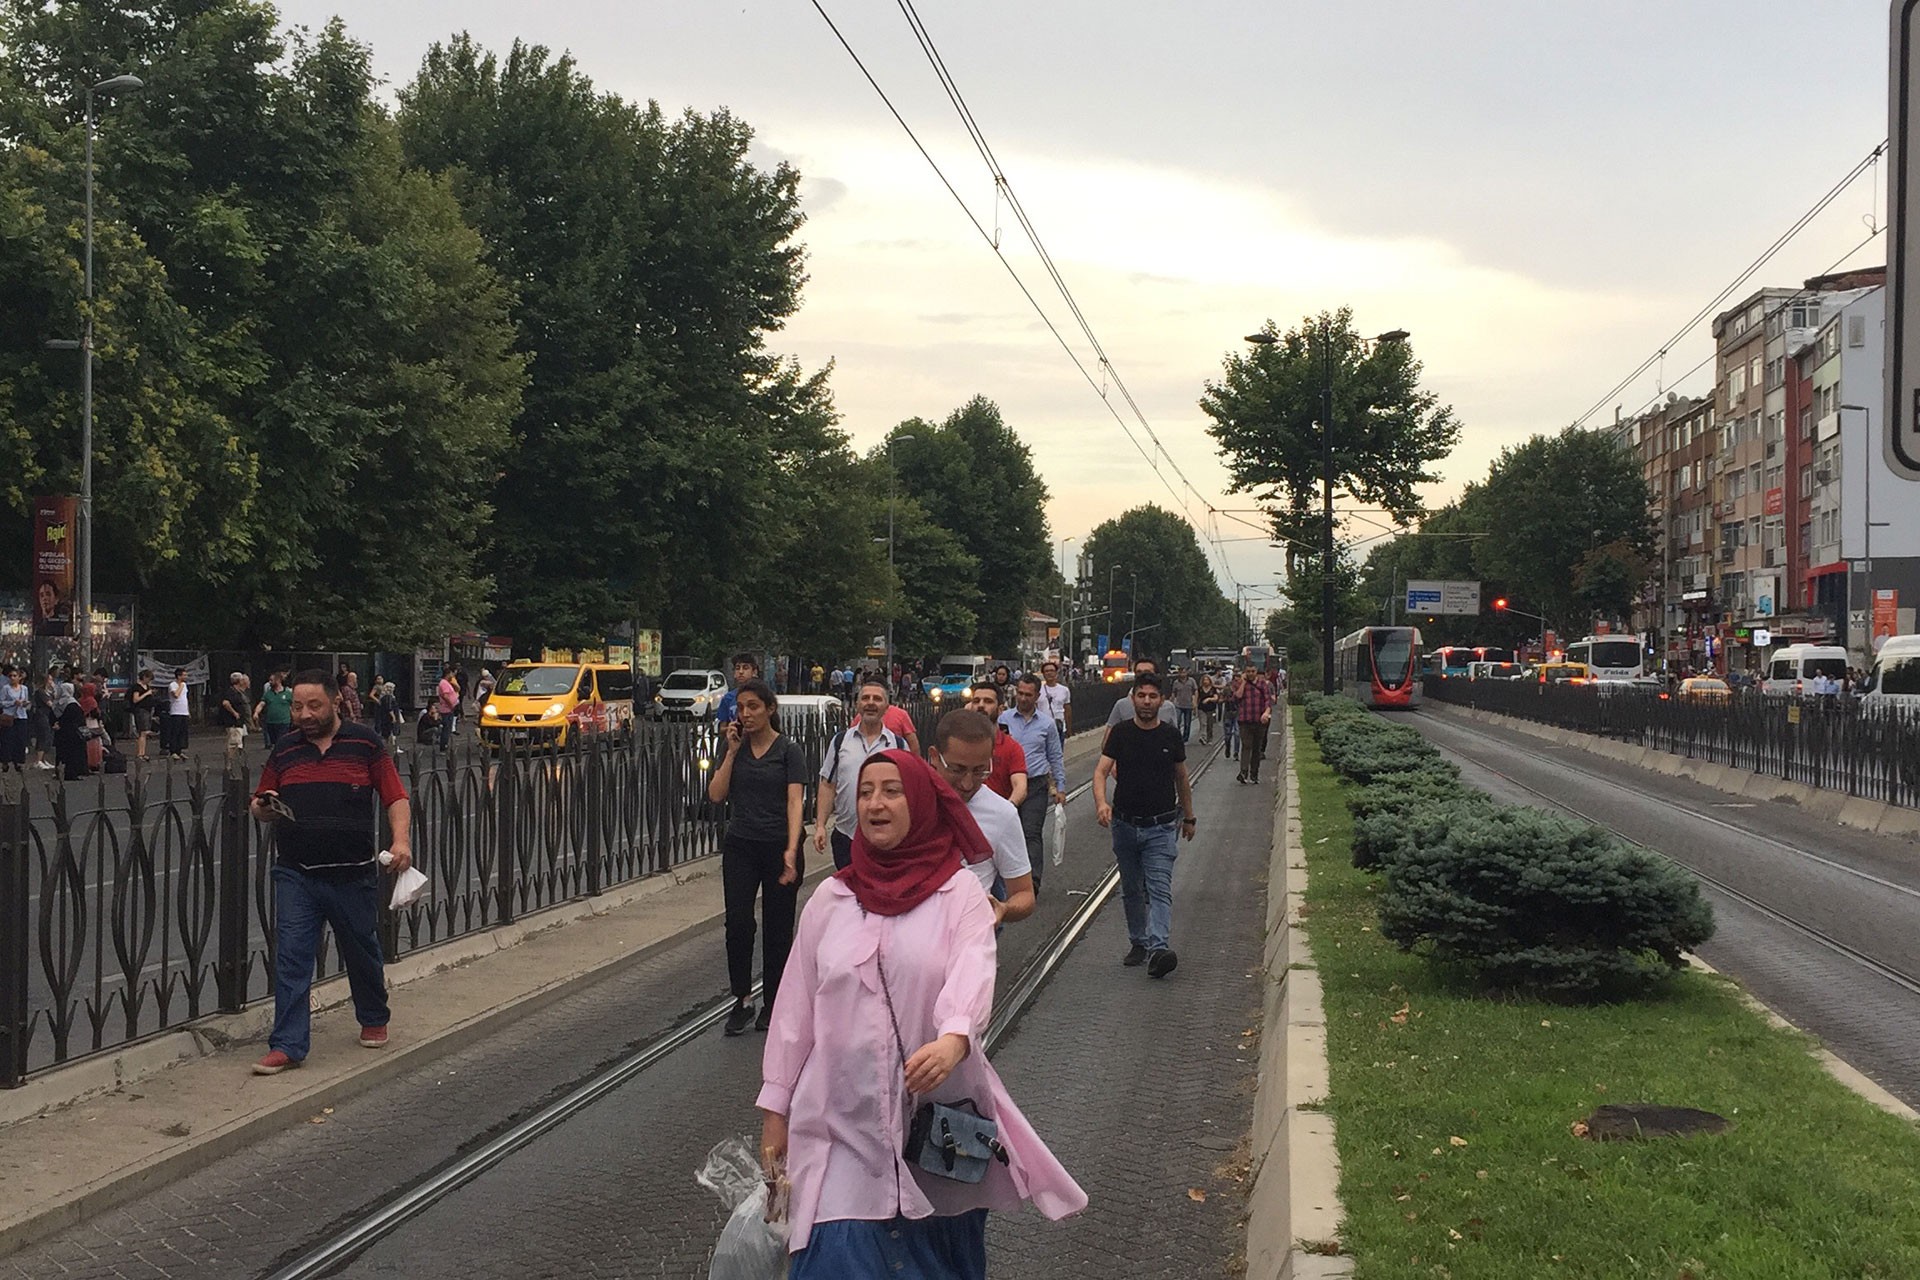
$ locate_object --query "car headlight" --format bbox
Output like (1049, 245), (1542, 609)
(931, 689), (943, 702)
(543, 703), (565, 719)
(484, 702), (498, 716)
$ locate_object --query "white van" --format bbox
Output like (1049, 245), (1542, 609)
(1861, 635), (1920, 709)
(1761, 644), (1849, 696)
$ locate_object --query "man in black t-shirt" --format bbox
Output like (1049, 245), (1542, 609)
(1093, 672), (1195, 979)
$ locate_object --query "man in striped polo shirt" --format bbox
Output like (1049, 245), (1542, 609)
(249, 669), (411, 1075)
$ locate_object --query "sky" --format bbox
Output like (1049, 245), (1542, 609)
(278, 0), (1895, 619)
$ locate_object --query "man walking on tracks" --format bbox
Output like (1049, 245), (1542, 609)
(249, 670), (411, 1075)
(813, 677), (909, 870)
(999, 674), (1065, 895)
(1093, 673), (1195, 978)
(1235, 665), (1275, 785)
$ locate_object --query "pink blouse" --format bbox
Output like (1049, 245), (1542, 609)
(757, 869), (1087, 1250)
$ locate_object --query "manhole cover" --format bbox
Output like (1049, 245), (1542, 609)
(1580, 1103), (1731, 1141)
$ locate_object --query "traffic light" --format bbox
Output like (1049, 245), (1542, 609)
(1493, 597), (1509, 611)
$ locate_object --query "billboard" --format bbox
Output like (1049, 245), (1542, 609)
(1404, 579), (1483, 616)
(31, 495), (75, 636)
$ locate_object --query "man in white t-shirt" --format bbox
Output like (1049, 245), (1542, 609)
(1038, 659), (1072, 738)
(927, 708), (1035, 926)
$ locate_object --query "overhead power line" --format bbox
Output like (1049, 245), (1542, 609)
(1572, 141), (1886, 430)
(806, 0), (1251, 597)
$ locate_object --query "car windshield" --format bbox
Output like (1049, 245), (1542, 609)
(940, 662), (978, 679)
(497, 667), (579, 696)
(1805, 658), (1848, 679)
(1590, 640), (1641, 669)
(664, 672), (710, 691)
(1545, 667), (1584, 682)
(1692, 679), (1728, 691)
(1476, 648), (1516, 665)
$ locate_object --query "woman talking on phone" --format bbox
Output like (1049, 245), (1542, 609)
(707, 677), (808, 1037)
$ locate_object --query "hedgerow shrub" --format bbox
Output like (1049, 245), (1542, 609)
(1302, 693), (1366, 727)
(1352, 798), (1488, 870)
(1376, 807), (1715, 999)
(1345, 772), (1476, 821)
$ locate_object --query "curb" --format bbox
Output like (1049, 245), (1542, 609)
(1430, 702), (1920, 842)
(1246, 714), (1352, 1280)
(0, 854), (769, 1261)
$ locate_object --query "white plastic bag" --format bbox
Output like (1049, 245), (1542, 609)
(698, 1136), (789, 1280)
(376, 851), (430, 909)
(1044, 801), (1066, 867)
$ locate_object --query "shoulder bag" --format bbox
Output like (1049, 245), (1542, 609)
(872, 924), (1010, 1185)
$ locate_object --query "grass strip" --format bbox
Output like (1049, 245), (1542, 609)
(1291, 707), (1920, 1280)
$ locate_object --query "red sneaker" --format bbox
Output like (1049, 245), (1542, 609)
(251, 1050), (298, 1075)
(358, 1025), (388, 1048)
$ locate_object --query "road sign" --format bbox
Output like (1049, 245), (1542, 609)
(1404, 579), (1482, 616)
(1889, 0), (1920, 477)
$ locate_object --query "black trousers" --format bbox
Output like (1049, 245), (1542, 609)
(1238, 720), (1266, 779)
(1016, 788), (1050, 892)
(723, 832), (802, 1009)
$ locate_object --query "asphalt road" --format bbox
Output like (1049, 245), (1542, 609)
(4, 729), (1259, 1279)
(1404, 704), (1920, 1109)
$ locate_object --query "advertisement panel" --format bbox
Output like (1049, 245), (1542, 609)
(31, 495), (75, 636)
(1875, 587), (1900, 645)
(634, 628), (662, 677)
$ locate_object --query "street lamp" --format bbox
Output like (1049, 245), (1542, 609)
(61, 72), (144, 675)
(885, 432), (916, 685)
(1057, 535), (1078, 662)
(1837, 404), (1892, 654)
(1491, 597), (1548, 658)
(1128, 572), (1138, 655)
(1105, 563), (1124, 652)
(1246, 323), (1409, 694)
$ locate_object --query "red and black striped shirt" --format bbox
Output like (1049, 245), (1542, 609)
(256, 722), (407, 874)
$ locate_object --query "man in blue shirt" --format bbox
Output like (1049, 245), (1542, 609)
(999, 673), (1065, 894)
(715, 652), (760, 726)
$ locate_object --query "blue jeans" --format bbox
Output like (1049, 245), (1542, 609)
(270, 865), (388, 1060)
(1111, 818), (1179, 952)
(1223, 716), (1239, 757)
(1177, 707), (1194, 742)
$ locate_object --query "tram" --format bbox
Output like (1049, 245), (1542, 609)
(1333, 626), (1424, 708)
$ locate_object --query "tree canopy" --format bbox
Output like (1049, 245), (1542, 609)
(1080, 505), (1243, 657)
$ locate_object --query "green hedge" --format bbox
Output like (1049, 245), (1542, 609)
(1306, 695), (1715, 1000)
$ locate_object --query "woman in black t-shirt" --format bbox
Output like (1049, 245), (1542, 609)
(706, 677), (807, 1037)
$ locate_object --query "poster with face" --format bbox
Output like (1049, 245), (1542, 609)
(31, 496), (75, 636)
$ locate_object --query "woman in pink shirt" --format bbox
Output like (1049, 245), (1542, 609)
(758, 750), (1085, 1275)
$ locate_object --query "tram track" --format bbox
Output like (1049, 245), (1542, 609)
(265, 741), (1226, 1279)
(1411, 712), (1920, 998)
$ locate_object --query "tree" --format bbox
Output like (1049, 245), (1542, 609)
(760, 426), (890, 662)
(1463, 427), (1653, 635)
(886, 498), (980, 660)
(1200, 309), (1459, 579)
(886, 397), (1051, 655)
(1081, 505), (1243, 659)
(398, 36), (819, 652)
(0, 4), (524, 647)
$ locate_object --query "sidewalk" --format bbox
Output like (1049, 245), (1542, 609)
(1, 729), (1109, 1261)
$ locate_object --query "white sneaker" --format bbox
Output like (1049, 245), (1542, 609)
(34, 761), (53, 770)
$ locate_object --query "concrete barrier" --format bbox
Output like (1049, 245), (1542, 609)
(1247, 718), (1353, 1280)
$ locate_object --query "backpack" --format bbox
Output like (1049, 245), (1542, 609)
(822, 726), (905, 787)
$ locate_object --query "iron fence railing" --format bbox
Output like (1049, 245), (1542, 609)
(1, 681), (1127, 1089)
(1422, 677), (1920, 810)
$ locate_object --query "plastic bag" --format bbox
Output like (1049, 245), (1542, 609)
(698, 1136), (789, 1280)
(376, 851), (431, 909)
(1044, 801), (1066, 867)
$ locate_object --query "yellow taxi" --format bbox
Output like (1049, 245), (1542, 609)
(1677, 676), (1731, 703)
(481, 662), (635, 749)
(1535, 662), (1590, 686)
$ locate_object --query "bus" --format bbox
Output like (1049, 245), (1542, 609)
(1563, 634), (1645, 682)
(1334, 626), (1424, 708)
(1427, 645), (1516, 678)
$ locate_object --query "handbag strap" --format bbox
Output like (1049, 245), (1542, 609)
(864, 907), (916, 1094)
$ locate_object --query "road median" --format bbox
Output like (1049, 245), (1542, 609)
(1292, 704), (1920, 1278)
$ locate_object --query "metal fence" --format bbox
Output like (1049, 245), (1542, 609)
(1422, 677), (1920, 809)
(0, 679), (1127, 1087)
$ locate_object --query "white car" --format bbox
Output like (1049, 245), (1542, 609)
(653, 668), (726, 719)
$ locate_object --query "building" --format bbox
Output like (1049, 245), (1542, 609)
(1607, 394), (1712, 672)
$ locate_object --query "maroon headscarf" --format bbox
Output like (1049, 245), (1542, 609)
(838, 749), (992, 916)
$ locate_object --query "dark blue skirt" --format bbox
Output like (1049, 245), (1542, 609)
(789, 1210), (988, 1279)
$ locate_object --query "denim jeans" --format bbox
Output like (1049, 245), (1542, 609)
(1177, 707), (1194, 742)
(1111, 818), (1179, 952)
(1222, 716), (1239, 757)
(270, 864), (389, 1060)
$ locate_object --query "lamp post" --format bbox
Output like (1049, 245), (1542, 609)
(1128, 572), (1138, 655)
(1057, 535), (1078, 661)
(1839, 404), (1892, 653)
(1492, 597), (1547, 659)
(62, 72), (144, 675)
(1246, 322), (1408, 694)
(1106, 563), (1123, 651)
(886, 432), (916, 683)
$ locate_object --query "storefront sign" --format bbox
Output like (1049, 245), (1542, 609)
(1764, 486), (1784, 516)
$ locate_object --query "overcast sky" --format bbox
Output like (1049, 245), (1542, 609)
(279, 0), (1893, 612)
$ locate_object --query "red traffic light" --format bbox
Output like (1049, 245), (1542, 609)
(1493, 597), (1509, 611)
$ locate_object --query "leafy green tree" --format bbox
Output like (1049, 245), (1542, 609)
(886, 397), (1051, 655)
(1200, 309), (1459, 579)
(398, 36), (818, 653)
(887, 497), (980, 660)
(1081, 505), (1243, 660)
(0, 5), (525, 648)
(760, 427), (890, 662)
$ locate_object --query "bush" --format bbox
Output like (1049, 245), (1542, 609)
(1353, 796), (1488, 870)
(1345, 772), (1477, 821)
(1303, 693), (1369, 728)
(1376, 807), (1715, 999)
